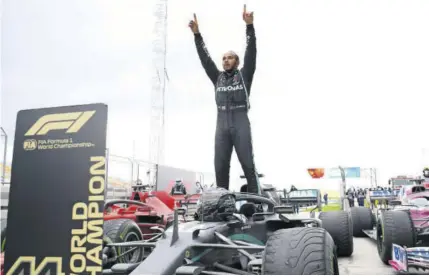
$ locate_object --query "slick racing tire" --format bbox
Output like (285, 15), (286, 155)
(377, 210), (416, 264)
(103, 219), (144, 266)
(350, 207), (373, 237)
(0, 219), (6, 252)
(263, 228), (338, 275)
(319, 211), (353, 257)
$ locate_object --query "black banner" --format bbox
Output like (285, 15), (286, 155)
(4, 103), (108, 275)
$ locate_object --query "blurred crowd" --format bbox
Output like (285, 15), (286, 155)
(345, 187), (366, 207)
(345, 186), (394, 207)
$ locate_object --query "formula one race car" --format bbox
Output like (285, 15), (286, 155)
(102, 183), (203, 269)
(105, 185), (176, 232)
(351, 184), (429, 271)
(0, 184), (201, 272)
(102, 186), (353, 275)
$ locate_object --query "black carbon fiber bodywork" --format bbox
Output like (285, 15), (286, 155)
(130, 193), (312, 275)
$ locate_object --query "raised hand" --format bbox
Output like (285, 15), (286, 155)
(188, 13), (200, 34)
(242, 4), (254, 25)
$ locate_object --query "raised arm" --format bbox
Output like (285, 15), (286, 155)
(189, 13), (220, 86)
(241, 5), (257, 87)
(241, 24), (257, 79)
(194, 33), (220, 85)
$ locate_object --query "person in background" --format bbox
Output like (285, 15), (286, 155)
(293, 203), (300, 214)
(357, 189), (365, 206)
(171, 178), (187, 195)
(195, 181), (203, 193)
(346, 189), (355, 207)
(323, 192), (328, 205)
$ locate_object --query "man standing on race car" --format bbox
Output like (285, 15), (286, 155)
(189, 5), (260, 194)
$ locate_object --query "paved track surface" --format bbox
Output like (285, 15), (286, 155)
(339, 237), (393, 275)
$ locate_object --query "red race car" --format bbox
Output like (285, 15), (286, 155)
(105, 184), (201, 233)
(0, 184), (201, 273)
(102, 184), (201, 268)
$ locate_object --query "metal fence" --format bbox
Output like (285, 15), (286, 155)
(0, 145), (216, 218)
(134, 159), (158, 186)
(106, 153), (134, 186)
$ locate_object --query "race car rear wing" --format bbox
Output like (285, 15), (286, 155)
(368, 190), (396, 202)
(281, 189), (321, 207)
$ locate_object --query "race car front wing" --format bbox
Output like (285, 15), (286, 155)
(389, 243), (429, 273)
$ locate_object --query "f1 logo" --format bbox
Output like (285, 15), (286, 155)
(25, 111), (95, 136)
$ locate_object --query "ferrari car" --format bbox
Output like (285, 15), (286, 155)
(0, 183), (202, 272)
(102, 183), (205, 269)
(101, 185), (354, 275)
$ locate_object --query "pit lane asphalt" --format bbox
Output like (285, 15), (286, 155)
(339, 237), (393, 275)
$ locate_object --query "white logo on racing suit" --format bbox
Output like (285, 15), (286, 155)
(216, 84), (244, 92)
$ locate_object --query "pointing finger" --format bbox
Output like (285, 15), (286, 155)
(193, 13), (198, 22)
(243, 4), (247, 14)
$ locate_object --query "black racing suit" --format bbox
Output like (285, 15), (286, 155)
(171, 183), (187, 195)
(194, 24), (259, 194)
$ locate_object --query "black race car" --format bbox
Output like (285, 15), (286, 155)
(103, 185), (354, 275)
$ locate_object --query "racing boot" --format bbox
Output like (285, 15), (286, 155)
(242, 167), (261, 194)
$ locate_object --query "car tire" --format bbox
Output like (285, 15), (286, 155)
(103, 219), (144, 265)
(376, 210), (416, 264)
(319, 211), (354, 257)
(263, 227), (338, 275)
(350, 207), (373, 237)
